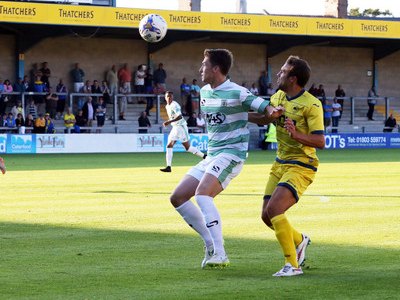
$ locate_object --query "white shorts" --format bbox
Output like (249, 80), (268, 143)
(187, 153), (244, 190)
(168, 125), (190, 143)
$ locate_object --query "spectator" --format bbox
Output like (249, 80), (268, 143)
(118, 81), (128, 121)
(30, 63), (42, 87)
(266, 83), (275, 96)
(0, 79), (6, 115)
(32, 75), (47, 115)
(71, 63), (85, 93)
(45, 87), (59, 119)
(335, 84), (346, 118)
(323, 99), (333, 133)
(64, 107), (76, 133)
(106, 65), (118, 96)
(316, 84), (326, 101)
(15, 113), (25, 134)
(3, 79), (13, 93)
(118, 63), (132, 102)
(383, 113), (397, 132)
(40, 62), (51, 87)
(11, 101), (24, 118)
(0, 79), (13, 113)
(308, 83), (318, 96)
(190, 79), (201, 114)
(25, 98), (38, 120)
(95, 97), (106, 133)
(134, 64), (147, 104)
(44, 113), (56, 133)
(186, 112), (198, 133)
(153, 63), (167, 90)
(22, 75), (30, 92)
(82, 96), (95, 128)
(75, 109), (87, 133)
(33, 113), (46, 133)
(1, 113), (7, 127)
(180, 77), (191, 116)
(13, 77), (26, 102)
(367, 86), (378, 121)
(138, 111), (151, 133)
(5, 112), (15, 128)
(153, 83), (166, 96)
(196, 112), (206, 132)
(56, 79), (68, 120)
(101, 80), (111, 104)
(82, 80), (92, 94)
(78, 80), (92, 109)
(91, 79), (102, 103)
(331, 97), (342, 133)
(258, 70), (268, 96)
(249, 82), (259, 96)
(24, 113), (34, 133)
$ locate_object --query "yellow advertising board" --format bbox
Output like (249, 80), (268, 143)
(307, 18), (353, 37)
(261, 15), (308, 35)
(1, 1), (400, 39)
(210, 13), (263, 33)
(351, 19), (400, 39)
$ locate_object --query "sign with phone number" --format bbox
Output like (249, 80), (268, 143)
(324, 133), (400, 149)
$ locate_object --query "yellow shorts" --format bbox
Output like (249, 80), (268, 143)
(264, 161), (317, 202)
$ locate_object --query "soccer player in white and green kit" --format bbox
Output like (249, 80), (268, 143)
(168, 49), (284, 268)
(160, 91), (206, 173)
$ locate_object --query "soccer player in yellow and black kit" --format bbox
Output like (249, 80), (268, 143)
(250, 55), (325, 277)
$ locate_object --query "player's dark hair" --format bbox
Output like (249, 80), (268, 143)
(204, 49), (233, 76)
(165, 90), (173, 95)
(286, 55), (311, 88)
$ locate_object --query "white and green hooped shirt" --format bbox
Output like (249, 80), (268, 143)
(200, 79), (270, 161)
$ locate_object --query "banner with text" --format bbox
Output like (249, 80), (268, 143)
(324, 133), (400, 149)
(1, 1), (399, 39)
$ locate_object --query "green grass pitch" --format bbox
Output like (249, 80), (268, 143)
(0, 149), (399, 299)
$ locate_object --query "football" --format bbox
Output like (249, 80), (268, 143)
(139, 14), (168, 43)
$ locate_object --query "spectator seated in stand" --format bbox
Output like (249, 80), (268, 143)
(187, 112), (202, 133)
(44, 113), (56, 133)
(34, 113), (46, 133)
(138, 111), (151, 133)
(64, 107), (77, 133)
(383, 113), (397, 132)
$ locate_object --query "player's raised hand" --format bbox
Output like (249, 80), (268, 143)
(284, 117), (296, 137)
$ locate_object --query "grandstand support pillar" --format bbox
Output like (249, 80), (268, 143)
(69, 93), (73, 111)
(113, 94), (118, 125)
(156, 95), (161, 124)
(16, 53), (25, 82)
(385, 97), (389, 120)
(350, 97), (354, 125)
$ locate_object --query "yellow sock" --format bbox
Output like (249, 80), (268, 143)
(292, 227), (303, 247)
(271, 214), (298, 268)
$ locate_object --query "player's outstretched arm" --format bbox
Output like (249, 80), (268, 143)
(248, 106), (284, 125)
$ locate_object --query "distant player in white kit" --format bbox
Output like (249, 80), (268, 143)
(160, 91), (206, 172)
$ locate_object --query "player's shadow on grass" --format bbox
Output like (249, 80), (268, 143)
(0, 222), (398, 299)
(93, 190), (400, 199)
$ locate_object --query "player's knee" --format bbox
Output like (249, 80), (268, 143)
(170, 193), (185, 208)
(261, 209), (271, 225)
